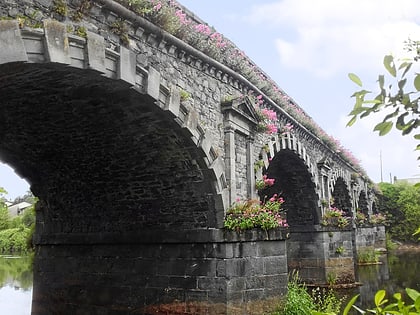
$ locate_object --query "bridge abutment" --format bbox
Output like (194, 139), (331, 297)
(32, 229), (288, 314)
(287, 228), (356, 285)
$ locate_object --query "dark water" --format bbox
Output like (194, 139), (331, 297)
(0, 251), (418, 314)
(352, 250), (420, 309)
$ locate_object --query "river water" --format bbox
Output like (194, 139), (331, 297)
(0, 251), (419, 314)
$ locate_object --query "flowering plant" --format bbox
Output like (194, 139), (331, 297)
(355, 210), (368, 226)
(224, 195), (288, 231)
(321, 206), (351, 228)
(369, 213), (387, 225)
(253, 95), (278, 134)
(113, 0), (368, 176)
(280, 123), (294, 136)
(255, 175), (275, 190)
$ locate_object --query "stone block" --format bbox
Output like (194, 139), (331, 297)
(118, 46), (136, 85)
(0, 20), (28, 63)
(43, 19), (71, 64)
(86, 30), (106, 73)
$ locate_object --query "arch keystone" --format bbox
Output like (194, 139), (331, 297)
(0, 20), (28, 64)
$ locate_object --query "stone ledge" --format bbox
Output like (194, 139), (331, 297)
(33, 228), (289, 245)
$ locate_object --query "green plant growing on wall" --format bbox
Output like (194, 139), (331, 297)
(75, 26), (87, 38)
(71, 0), (92, 22)
(327, 272), (337, 286)
(357, 248), (380, 264)
(53, 0), (68, 17)
(224, 195), (288, 231)
(321, 207), (351, 228)
(179, 89), (191, 102)
(254, 159), (265, 172)
(335, 246), (345, 255)
(110, 19), (130, 46)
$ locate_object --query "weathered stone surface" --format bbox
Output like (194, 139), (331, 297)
(0, 0), (376, 313)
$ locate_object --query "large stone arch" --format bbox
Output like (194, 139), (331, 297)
(0, 20), (227, 234)
(255, 132), (320, 226)
(260, 150), (320, 227)
(357, 190), (369, 215)
(331, 177), (352, 216)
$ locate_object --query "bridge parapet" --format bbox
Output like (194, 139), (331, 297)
(0, 1), (382, 312)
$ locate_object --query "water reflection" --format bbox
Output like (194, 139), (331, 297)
(0, 251), (418, 314)
(355, 250), (420, 308)
(0, 255), (33, 315)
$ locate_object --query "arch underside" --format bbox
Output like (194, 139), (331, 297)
(0, 63), (218, 233)
(332, 177), (352, 216)
(262, 149), (320, 227)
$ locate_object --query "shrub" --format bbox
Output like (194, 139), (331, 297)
(357, 247), (380, 264)
(281, 273), (315, 315)
(0, 226), (32, 254)
(224, 195), (288, 231)
(321, 207), (351, 228)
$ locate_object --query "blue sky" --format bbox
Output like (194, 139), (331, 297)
(2, 0), (420, 200)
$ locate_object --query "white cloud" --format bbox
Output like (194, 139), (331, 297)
(249, 0), (420, 78)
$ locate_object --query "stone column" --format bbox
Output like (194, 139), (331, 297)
(224, 125), (236, 205)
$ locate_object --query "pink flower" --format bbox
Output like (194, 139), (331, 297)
(266, 124), (278, 134)
(261, 109), (277, 121)
(194, 24), (212, 35)
(153, 2), (162, 10)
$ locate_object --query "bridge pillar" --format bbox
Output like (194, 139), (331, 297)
(287, 227), (356, 285)
(32, 228), (288, 314)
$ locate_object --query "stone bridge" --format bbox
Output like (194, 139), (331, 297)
(0, 1), (383, 314)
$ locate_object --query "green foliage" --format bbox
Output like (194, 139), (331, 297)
(0, 187), (8, 231)
(378, 181), (420, 242)
(312, 288), (420, 315)
(179, 89), (191, 102)
(53, 0), (68, 16)
(335, 246), (345, 255)
(282, 273), (315, 315)
(348, 39), (420, 157)
(357, 247), (380, 264)
(0, 226), (32, 254)
(224, 195), (288, 231)
(311, 287), (344, 315)
(321, 207), (350, 229)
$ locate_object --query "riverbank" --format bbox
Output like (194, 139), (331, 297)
(395, 243), (420, 251)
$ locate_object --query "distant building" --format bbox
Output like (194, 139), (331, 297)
(7, 202), (32, 217)
(394, 176), (420, 185)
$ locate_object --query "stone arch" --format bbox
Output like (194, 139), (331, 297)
(331, 177), (352, 216)
(258, 140), (320, 226)
(357, 191), (369, 215)
(0, 20), (228, 232)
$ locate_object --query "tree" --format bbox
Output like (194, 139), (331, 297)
(0, 187), (10, 231)
(378, 181), (420, 242)
(347, 39), (420, 156)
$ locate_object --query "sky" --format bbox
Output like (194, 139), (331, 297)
(1, 0), (420, 200)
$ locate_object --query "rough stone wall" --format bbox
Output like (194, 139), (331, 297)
(0, 0), (367, 211)
(33, 229), (288, 314)
(355, 226), (386, 251)
(0, 1), (376, 311)
(234, 132), (248, 200)
(287, 228), (355, 284)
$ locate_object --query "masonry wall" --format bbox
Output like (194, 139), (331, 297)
(355, 226), (386, 251)
(287, 228), (355, 284)
(33, 229), (288, 314)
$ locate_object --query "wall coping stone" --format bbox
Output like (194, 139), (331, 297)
(33, 228), (289, 245)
